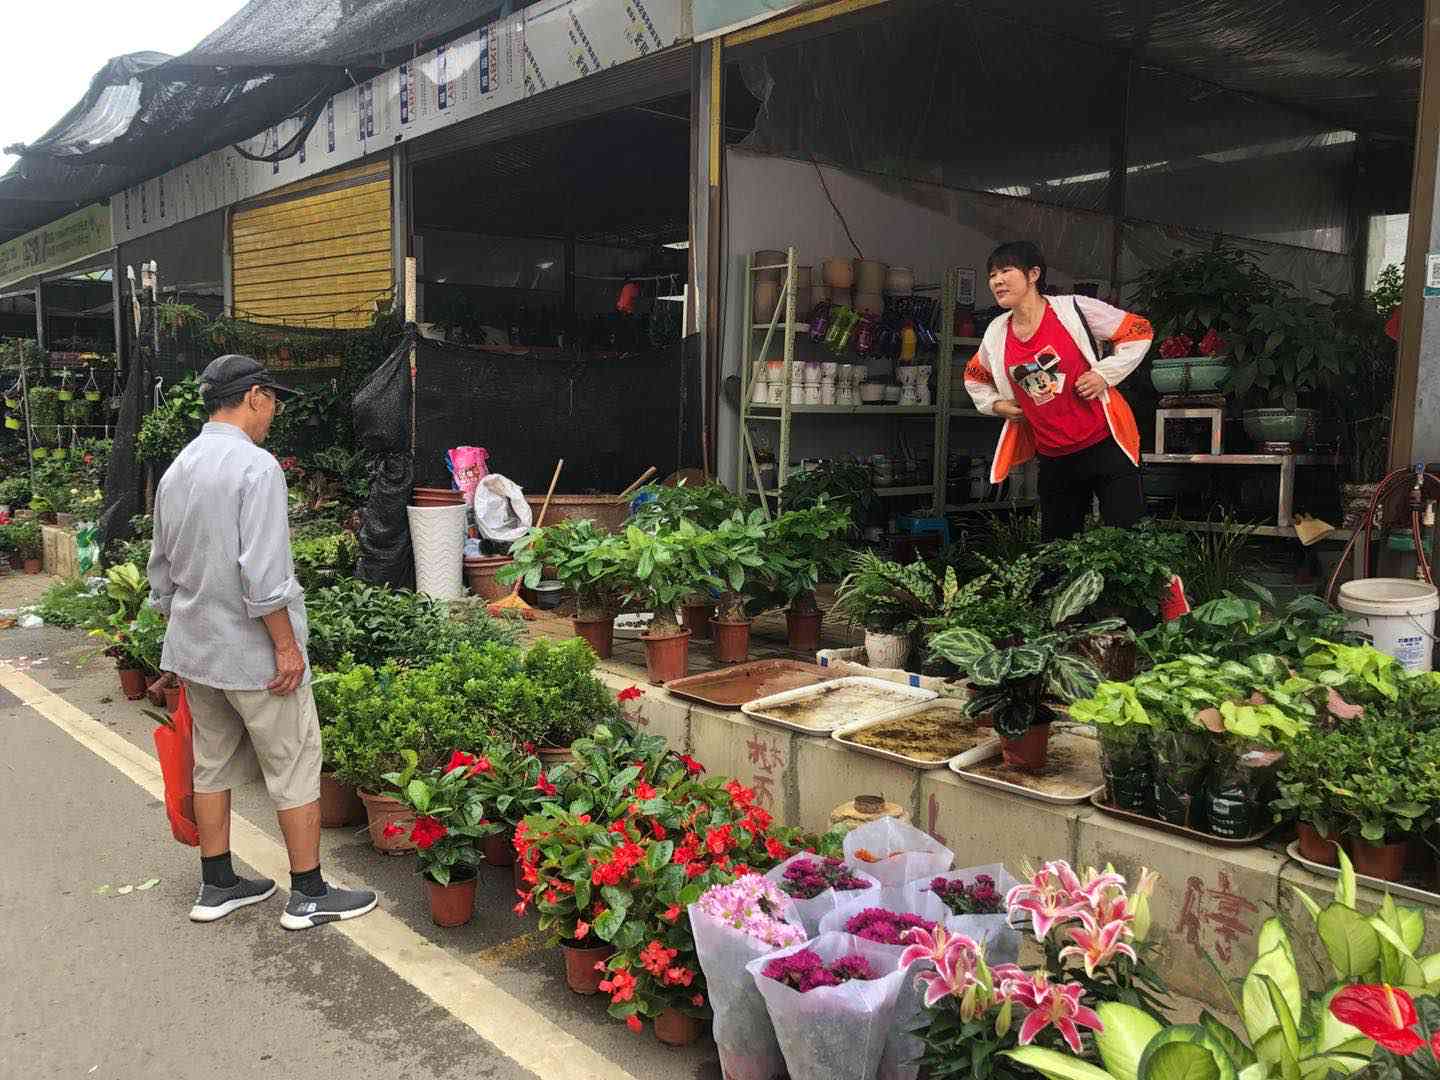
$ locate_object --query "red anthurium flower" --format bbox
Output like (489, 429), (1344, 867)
(679, 754), (705, 775)
(626, 1015), (643, 1033)
(1331, 984), (1426, 1055)
(617, 686), (643, 703)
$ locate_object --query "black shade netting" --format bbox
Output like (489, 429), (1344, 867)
(352, 328), (415, 588)
(411, 332), (702, 496)
(98, 348), (153, 549)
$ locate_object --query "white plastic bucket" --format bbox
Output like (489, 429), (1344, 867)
(1337, 577), (1440, 673)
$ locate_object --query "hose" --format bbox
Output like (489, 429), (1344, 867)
(1325, 464), (1440, 603)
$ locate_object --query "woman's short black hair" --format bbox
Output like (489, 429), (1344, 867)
(987, 241), (1047, 292)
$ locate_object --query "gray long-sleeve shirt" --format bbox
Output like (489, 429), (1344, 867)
(147, 421), (310, 690)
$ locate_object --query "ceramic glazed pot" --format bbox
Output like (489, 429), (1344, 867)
(1295, 822), (1338, 866)
(320, 772), (366, 828)
(712, 619), (751, 664)
(359, 790), (417, 854)
(864, 631), (910, 669)
(1000, 723), (1052, 772)
(572, 616), (615, 659)
(427, 870), (478, 927)
(1149, 356), (1231, 395)
(642, 627), (691, 684)
(1242, 407), (1319, 444)
(563, 941), (616, 994)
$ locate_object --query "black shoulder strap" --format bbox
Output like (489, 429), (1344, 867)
(1072, 297), (1104, 361)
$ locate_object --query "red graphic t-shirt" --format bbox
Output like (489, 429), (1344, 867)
(1004, 303), (1109, 457)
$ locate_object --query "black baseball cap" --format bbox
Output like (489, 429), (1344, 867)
(198, 354), (298, 406)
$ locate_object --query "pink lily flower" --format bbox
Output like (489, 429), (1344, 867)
(899, 924), (978, 970)
(899, 925), (981, 1008)
(1059, 914), (1139, 977)
(1008, 974), (1104, 1053)
(1006, 861), (1091, 941)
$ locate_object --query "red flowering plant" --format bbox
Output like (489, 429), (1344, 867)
(1330, 985), (1440, 1077)
(460, 736), (569, 835)
(380, 750), (500, 885)
(514, 721), (831, 1033)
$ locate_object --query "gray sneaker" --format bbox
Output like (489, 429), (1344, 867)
(189, 876), (277, 922)
(280, 883), (378, 931)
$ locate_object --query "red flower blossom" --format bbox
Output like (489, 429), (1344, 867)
(473, 755), (493, 774)
(534, 771), (558, 796)
(1197, 328), (1226, 356)
(640, 940), (679, 976)
(445, 749), (479, 774)
(578, 815), (591, 825)
(545, 890), (558, 905)
(664, 965), (694, 987)
(617, 686), (644, 703)
(686, 861), (708, 878)
(1330, 984), (1426, 1055)
(513, 891), (529, 916)
(279, 456), (297, 471)
(409, 816), (448, 850)
(574, 920), (590, 940)
(725, 780), (755, 808)
(691, 994), (705, 1007)
(522, 741), (536, 754)
(634, 780), (658, 800)
(599, 967), (637, 1003)
(765, 837), (788, 861)
(679, 754), (705, 775)
(732, 863), (751, 877)
(626, 1014), (643, 1034)
(650, 820), (668, 840)
(382, 822), (405, 839)
(705, 825), (735, 856)
(661, 904), (681, 922)
(742, 805), (773, 834)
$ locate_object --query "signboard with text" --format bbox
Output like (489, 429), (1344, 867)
(0, 204), (112, 290)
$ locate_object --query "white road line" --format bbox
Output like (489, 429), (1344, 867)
(0, 663), (641, 1080)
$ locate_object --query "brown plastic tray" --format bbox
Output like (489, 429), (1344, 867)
(1088, 794), (1278, 848)
(664, 660), (836, 709)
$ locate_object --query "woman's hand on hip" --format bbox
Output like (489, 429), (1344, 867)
(1075, 371), (1108, 400)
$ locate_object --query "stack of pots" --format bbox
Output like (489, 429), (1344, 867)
(896, 361), (934, 406)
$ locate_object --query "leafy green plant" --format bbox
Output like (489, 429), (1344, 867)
(32, 578), (118, 630)
(291, 531), (359, 592)
(778, 461), (876, 528)
(463, 739), (564, 830)
(1128, 241), (1274, 359)
(1373, 264), (1403, 317)
(0, 474), (31, 508)
(1169, 513), (1260, 606)
(926, 551), (1046, 643)
(135, 375), (207, 465)
(628, 481), (748, 531)
(1138, 586), (1355, 667)
(613, 523), (706, 636)
(928, 571), (1120, 739)
(2, 521), (42, 559)
(1042, 524), (1189, 616)
(382, 754), (500, 884)
(503, 519), (629, 620)
(315, 660), (432, 791)
(306, 579), (473, 670)
(89, 605), (166, 675)
(756, 501), (853, 612)
(26, 386), (60, 447)
(104, 562), (150, 619)
(832, 550), (953, 635)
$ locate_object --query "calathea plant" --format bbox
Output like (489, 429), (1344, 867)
(928, 571), (1120, 740)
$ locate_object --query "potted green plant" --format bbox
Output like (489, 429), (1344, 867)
(1271, 728), (1343, 865)
(832, 552), (953, 669)
(927, 571), (1116, 771)
(503, 520), (626, 658)
(381, 752), (500, 927)
(763, 502), (852, 651)
(464, 740), (566, 867)
(26, 386), (60, 448)
(1068, 681), (1156, 814)
(7, 521), (42, 573)
(1232, 291), (1355, 443)
(614, 523), (702, 683)
(89, 606), (166, 699)
(699, 510), (767, 664)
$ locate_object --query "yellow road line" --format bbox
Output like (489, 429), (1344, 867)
(0, 663), (640, 1080)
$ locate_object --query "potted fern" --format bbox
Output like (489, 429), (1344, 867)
(927, 571), (1117, 771)
(832, 552), (950, 669)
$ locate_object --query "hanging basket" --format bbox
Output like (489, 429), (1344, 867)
(84, 390), (101, 402)
(57, 389), (74, 402)
(3, 396), (17, 410)
(3, 414), (19, 431)
(31, 447), (47, 459)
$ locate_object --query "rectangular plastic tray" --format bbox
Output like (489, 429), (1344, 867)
(948, 730), (1104, 805)
(741, 676), (936, 735)
(664, 660), (835, 709)
(1089, 795), (1277, 848)
(832, 698), (998, 770)
(1286, 841), (1440, 907)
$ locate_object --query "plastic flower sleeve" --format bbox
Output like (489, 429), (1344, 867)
(842, 817), (954, 887)
(688, 900), (803, 1080)
(764, 852), (881, 936)
(912, 864), (1022, 964)
(747, 932), (909, 1080)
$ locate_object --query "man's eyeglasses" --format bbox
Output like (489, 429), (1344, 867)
(255, 387), (285, 415)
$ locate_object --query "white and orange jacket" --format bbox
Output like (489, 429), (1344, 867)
(963, 295), (1153, 484)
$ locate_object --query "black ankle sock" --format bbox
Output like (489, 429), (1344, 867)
(291, 865), (325, 897)
(201, 851), (239, 889)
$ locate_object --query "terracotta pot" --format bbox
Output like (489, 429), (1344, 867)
(537, 744), (574, 765)
(1350, 836), (1409, 882)
(712, 618), (751, 664)
(427, 870), (478, 927)
(22, 558), (41, 575)
(653, 1007), (703, 1047)
(464, 555), (514, 600)
(359, 790), (417, 854)
(572, 616), (615, 659)
(562, 941), (616, 995)
(786, 607), (823, 651)
(1296, 822), (1339, 866)
(118, 666), (148, 701)
(164, 684), (182, 715)
(319, 772), (366, 828)
(1000, 723), (1052, 772)
(822, 257), (855, 289)
(412, 486), (464, 507)
(642, 627), (691, 685)
(681, 602), (713, 642)
(483, 831), (516, 867)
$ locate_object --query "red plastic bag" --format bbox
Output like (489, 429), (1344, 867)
(152, 686), (200, 846)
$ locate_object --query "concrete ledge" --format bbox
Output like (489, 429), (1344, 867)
(592, 662), (1440, 1012)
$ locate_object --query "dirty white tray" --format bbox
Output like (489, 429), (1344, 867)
(1286, 842), (1440, 907)
(948, 728), (1104, 805)
(743, 676), (936, 735)
(833, 698), (999, 770)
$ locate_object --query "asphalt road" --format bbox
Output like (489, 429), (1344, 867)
(0, 574), (719, 1080)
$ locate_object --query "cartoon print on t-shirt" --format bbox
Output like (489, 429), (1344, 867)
(1010, 346), (1066, 405)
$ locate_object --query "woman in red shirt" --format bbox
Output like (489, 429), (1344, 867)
(963, 241), (1153, 541)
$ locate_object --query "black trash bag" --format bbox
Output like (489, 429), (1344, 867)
(353, 329), (415, 587)
(98, 354), (152, 549)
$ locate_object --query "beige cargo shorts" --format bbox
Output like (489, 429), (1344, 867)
(186, 681), (323, 810)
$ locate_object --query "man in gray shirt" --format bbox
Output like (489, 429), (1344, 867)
(149, 354), (376, 929)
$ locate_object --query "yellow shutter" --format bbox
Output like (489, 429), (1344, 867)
(230, 160), (393, 329)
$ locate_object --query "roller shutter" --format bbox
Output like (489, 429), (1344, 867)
(230, 159), (392, 329)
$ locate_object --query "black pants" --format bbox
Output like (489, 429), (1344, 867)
(1038, 437), (1144, 541)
